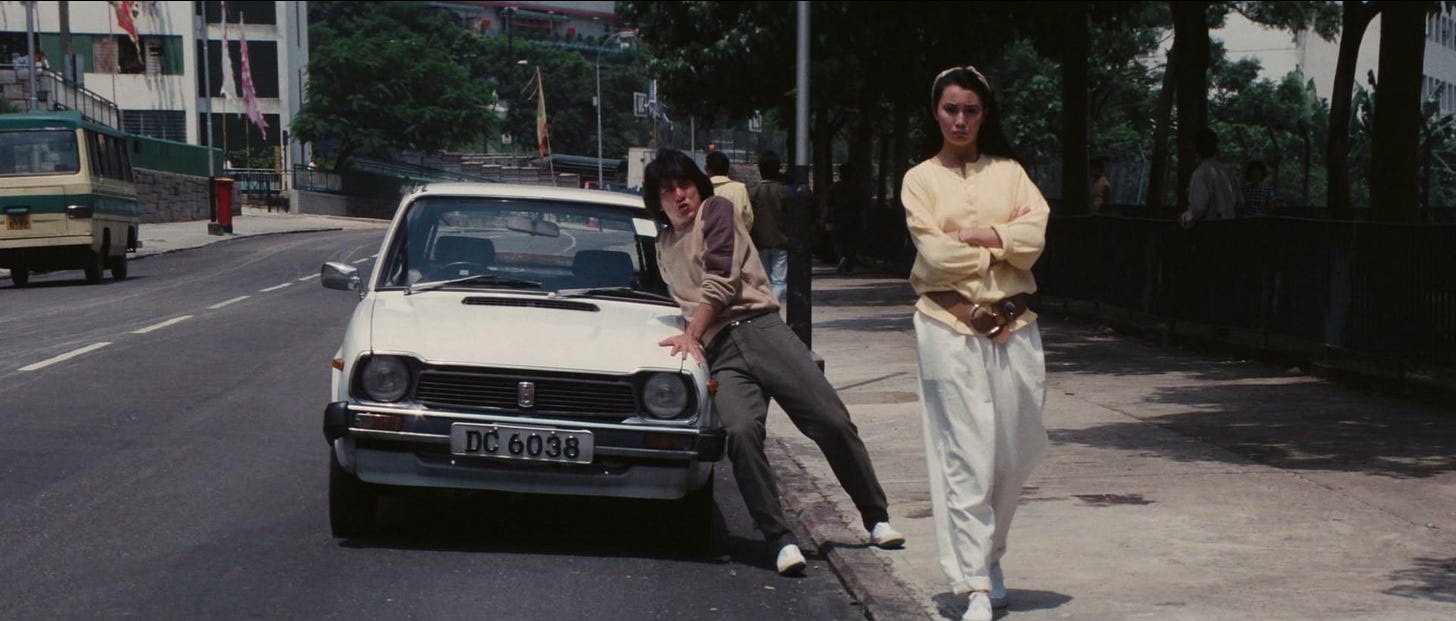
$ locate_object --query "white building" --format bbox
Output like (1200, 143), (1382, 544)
(1214, 8), (1456, 115)
(0, 0), (308, 171)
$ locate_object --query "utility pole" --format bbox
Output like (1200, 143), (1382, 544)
(25, 1), (37, 112)
(785, 0), (814, 349)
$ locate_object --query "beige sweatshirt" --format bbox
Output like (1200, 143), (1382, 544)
(656, 195), (780, 344)
(901, 155), (1049, 336)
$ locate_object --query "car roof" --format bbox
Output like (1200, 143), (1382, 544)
(413, 182), (647, 212)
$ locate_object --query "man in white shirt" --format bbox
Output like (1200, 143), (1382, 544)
(1181, 128), (1240, 228)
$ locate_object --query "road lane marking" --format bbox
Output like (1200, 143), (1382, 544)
(297, 273), (320, 281)
(132, 315), (194, 334)
(351, 257), (371, 264)
(19, 342), (112, 372)
(209, 295), (251, 309)
(260, 282), (293, 292)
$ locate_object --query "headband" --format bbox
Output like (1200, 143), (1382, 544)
(931, 65), (990, 104)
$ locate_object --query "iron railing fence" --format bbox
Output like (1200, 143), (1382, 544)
(1034, 216), (1456, 369)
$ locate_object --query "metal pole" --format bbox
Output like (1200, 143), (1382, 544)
(595, 44), (604, 187)
(25, 1), (38, 112)
(794, 1), (810, 186)
(785, 0), (814, 349)
(198, 7), (216, 224)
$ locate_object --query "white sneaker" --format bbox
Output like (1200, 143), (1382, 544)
(869, 522), (906, 549)
(990, 563), (1009, 609)
(776, 543), (806, 576)
(961, 591), (993, 621)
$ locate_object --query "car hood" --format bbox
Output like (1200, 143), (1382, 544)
(364, 292), (688, 374)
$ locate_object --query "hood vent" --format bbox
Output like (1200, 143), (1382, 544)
(462, 297), (599, 312)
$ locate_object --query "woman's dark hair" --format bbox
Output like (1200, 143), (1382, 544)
(643, 148), (714, 225)
(929, 66), (1019, 162)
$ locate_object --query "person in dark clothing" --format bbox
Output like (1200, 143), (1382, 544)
(748, 151), (790, 305)
(825, 162), (868, 273)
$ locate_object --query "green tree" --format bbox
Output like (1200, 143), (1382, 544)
(1149, 1), (1339, 211)
(290, 1), (496, 171)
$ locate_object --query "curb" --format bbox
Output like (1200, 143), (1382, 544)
(767, 437), (930, 621)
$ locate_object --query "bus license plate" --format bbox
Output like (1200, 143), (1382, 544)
(5, 213), (30, 230)
(449, 423), (594, 464)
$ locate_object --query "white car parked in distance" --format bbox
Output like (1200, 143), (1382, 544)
(320, 182), (722, 545)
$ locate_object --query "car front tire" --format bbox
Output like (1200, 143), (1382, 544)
(329, 456), (379, 538)
(678, 474), (718, 555)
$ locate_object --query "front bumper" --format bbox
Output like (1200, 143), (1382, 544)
(323, 401), (725, 497)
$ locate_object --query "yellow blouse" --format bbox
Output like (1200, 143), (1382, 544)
(901, 155), (1050, 336)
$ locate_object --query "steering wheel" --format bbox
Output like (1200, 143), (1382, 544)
(427, 261), (489, 280)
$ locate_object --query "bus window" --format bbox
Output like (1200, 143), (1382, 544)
(0, 130), (82, 176)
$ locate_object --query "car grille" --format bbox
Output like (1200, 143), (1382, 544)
(415, 367), (638, 420)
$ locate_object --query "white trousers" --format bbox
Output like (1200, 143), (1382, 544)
(914, 312), (1048, 594)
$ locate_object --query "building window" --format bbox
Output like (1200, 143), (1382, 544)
(91, 35), (181, 75)
(123, 110), (187, 142)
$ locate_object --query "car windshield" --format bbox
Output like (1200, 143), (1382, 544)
(378, 195), (666, 296)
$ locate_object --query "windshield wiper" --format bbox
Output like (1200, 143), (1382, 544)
(554, 287), (676, 304)
(407, 274), (542, 295)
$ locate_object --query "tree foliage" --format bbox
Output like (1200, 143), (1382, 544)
(291, 1), (496, 170)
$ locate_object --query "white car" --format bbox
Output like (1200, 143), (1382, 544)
(320, 183), (722, 542)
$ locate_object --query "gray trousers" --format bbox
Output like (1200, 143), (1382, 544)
(706, 312), (891, 545)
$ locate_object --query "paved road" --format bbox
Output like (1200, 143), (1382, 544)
(0, 229), (868, 621)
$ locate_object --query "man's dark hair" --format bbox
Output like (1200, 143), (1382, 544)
(1196, 128), (1219, 158)
(705, 151), (731, 176)
(758, 151), (781, 181)
(643, 149), (714, 225)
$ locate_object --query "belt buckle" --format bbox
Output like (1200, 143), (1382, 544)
(968, 303), (1008, 338)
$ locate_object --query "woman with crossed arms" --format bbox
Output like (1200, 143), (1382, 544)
(901, 66), (1050, 621)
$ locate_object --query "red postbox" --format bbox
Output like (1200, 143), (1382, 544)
(214, 177), (235, 233)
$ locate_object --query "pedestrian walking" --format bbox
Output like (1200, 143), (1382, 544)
(901, 66), (1050, 621)
(825, 162), (868, 273)
(706, 151), (754, 231)
(1179, 127), (1241, 228)
(748, 151), (790, 306)
(644, 148), (906, 577)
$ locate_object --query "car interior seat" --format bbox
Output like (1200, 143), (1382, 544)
(432, 236), (496, 268)
(570, 249), (635, 289)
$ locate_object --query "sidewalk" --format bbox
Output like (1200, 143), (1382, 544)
(769, 269), (1456, 621)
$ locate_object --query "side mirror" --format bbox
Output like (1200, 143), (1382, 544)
(321, 261), (361, 292)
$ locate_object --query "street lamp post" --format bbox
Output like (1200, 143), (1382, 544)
(595, 30), (635, 189)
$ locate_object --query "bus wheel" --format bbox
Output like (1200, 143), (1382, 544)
(9, 267), (28, 288)
(108, 253), (129, 281)
(83, 250), (105, 284)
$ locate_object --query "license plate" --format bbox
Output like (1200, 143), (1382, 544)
(449, 422), (594, 464)
(5, 213), (30, 230)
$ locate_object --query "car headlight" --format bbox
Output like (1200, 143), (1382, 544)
(642, 373), (690, 419)
(358, 356), (411, 402)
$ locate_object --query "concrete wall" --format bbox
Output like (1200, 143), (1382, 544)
(135, 168), (212, 223)
(293, 189), (395, 221)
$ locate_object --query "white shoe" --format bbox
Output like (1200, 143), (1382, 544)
(776, 543), (806, 576)
(961, 591), (993, 621)
(990, 563), (1009, 609)
(869, 522), (905, 549)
